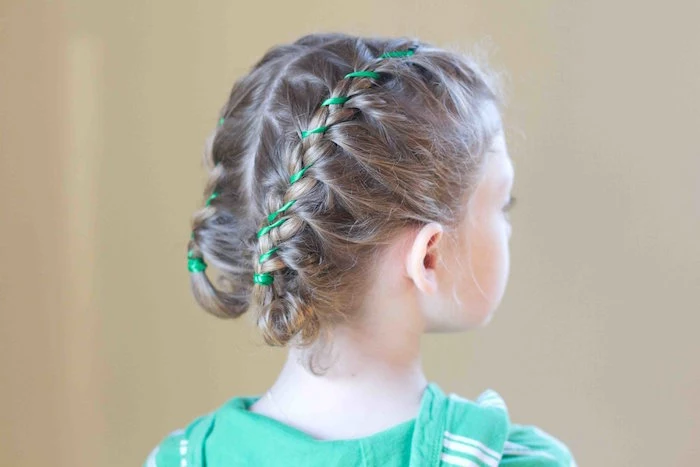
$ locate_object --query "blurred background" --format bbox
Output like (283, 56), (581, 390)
(1, 1), (698, 466)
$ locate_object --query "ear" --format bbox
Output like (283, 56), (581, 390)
(405, 222), (444, 295)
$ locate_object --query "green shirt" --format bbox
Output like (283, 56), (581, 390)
(144, 381), (576, 466)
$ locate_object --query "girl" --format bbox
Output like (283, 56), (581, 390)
(145, 33), (576, 466)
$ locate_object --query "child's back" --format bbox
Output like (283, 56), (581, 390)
(145, 383), (575, 466)
(148, 32), (575, 466)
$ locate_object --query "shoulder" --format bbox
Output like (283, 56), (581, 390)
(502, 423), (577, 467)
(142, 412), (216, 467)
(443, 386), (576, 467)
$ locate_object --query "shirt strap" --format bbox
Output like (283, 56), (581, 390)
(440, 388), (511, 467)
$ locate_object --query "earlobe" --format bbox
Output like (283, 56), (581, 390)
(405, 222), (444, 295)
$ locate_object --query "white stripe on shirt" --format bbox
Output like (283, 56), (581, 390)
(440, 452), (484, 467)
(443, 438), (499, 467)
(444, 431), (501, 460)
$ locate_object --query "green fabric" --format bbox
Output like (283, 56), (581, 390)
(144, 381), (576, 466)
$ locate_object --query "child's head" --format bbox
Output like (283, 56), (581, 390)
(187, 33), (510, 353)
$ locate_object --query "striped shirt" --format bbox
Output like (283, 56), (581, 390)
(144, 381), (576, 466)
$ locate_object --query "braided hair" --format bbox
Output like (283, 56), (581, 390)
(187, 33), (503, 367)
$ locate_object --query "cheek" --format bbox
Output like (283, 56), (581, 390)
(460, 214), (510, 320)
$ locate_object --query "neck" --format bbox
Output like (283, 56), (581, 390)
(257, 242), (430, 436)
(263, 297), (428, 433)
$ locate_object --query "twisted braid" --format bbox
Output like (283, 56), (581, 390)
(254, 53), (412, 284)
(251, 47), (418, 345)
(187, 125), (254, 318)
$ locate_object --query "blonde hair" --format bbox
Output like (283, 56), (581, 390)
(187, 33), (503, 364)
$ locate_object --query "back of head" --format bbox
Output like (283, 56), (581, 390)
(187, 33), (503, 360)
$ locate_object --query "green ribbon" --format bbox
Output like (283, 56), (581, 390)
(205, 191), (219, 206)
(379, 48), (415, 58)
(289, 163), (314, 184)
(253, 272), (274, 285)
(257, 217), (288, 238)
(267, 199), (297, 223)
(344, 70), (381, 79)
(301, 126), (328, 139)
(259, 246), (279, 263)
(321, 96), (350, 106)
(187, 250), (207, 273)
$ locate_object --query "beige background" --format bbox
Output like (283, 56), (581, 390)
(1, 1), (698, 466)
